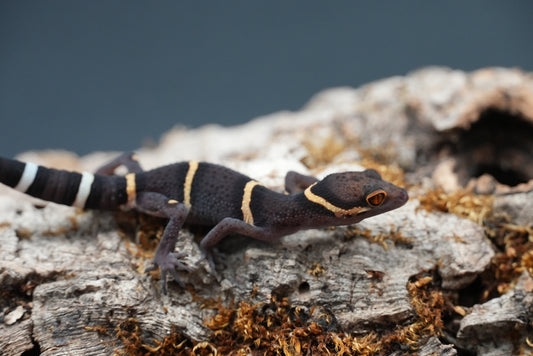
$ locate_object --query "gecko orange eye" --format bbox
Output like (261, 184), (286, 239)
(366, 190), (386, 207)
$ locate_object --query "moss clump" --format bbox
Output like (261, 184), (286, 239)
(98, 273), (445, 355)
(417, 187), (493, 225)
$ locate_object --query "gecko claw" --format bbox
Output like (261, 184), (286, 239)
(145, 252), (193, 294)
(196, 249), (216, 274)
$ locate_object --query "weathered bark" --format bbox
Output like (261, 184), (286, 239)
(2, 67), (533, 355)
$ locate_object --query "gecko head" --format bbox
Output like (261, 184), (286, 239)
(303, 169), (408, 225)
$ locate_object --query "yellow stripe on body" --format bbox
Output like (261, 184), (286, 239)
(125, 173), (136, 207)
(304, 183), (370, 216)
(241, 180), (261, 225)
(183, 161), (199, 208)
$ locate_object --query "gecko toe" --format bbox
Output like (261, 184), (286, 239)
(144, 263), (158, 273)
(159, 269), (169, 294)
(146, 252), (192, 294)
(196, 249), (216, 274)
(169, 268), (185, 288)
(169, 252), (194, 272)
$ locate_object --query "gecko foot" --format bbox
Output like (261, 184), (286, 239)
(145, 252), (193, 294)
(195, 249), (216, 274)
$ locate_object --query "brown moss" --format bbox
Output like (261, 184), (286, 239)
(107, 318), (194, 356)
(357, 148), (407, 188)
(114, 211), (165, 256)
(202, 277), (445, 354)
(418, 186), (533, 301)
(204, 296), (341, 355)
(301, 131), (348, 169)
(405, 274), (445, 339)
(114, 211), (168, 277)
(306, 262), (326, 278)
(91, 272), (447, 355)
(418, 187), (533, 301)
(299, 126), (407, 189)
(482, 212), (533, 298)
(418, 187), (493, 224)
(345, 226), (413, 250)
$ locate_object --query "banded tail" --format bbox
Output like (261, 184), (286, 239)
(0, 156), (129, 210)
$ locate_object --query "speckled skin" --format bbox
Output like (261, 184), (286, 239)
(0, 153), (408, 294)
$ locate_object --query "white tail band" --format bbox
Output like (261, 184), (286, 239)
(73, 172), (95, 208)
(14, 162), (38, 193)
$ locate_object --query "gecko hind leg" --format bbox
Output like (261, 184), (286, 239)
(284, 171), (318, 194)
(135, 192), (192, 294)
(95, 152), (144, 175)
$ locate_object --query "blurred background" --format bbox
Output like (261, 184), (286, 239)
(1, 1), (532, 157)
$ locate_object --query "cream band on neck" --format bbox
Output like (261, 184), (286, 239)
(304, 183), (370, 216)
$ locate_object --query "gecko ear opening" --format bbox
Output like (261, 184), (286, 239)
(366, 190), (386, 207)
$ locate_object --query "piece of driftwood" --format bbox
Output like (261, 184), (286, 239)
(1, 67), (533, 355)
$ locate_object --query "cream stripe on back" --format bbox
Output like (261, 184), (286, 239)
(241, 180), (260, 225)
(14, 162), (39, 193)
(125, 173), (137, 207)
(183, 161), (199, 208)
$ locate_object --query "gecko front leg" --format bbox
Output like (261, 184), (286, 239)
(136, 192), (193, 294)
(198, 218), (279, 271)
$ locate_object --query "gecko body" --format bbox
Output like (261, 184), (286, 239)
(0, 153), (408, 293)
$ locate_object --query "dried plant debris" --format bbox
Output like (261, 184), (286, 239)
(417, 186), (533, 297)
(306, 262), (326, 278)
(115, 211), (166, 256)
(482, 213), (533, 297)
(417, 187), (493, 224)
(112, 318), (194, 355)
(92, 274), (449, 356)
(300, 124), (407, 189)
(360, 149), (409, 188)
(301, 129), (349, 168)
(412, 183), (533, 353)
(345, 226), (413, 250)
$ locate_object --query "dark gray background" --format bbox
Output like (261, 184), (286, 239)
(1, 1), (532, 157)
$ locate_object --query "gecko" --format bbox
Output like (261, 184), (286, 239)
(0, 153), (408, 293)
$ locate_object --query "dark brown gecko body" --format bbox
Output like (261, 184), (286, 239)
(0, 153), (408, 293)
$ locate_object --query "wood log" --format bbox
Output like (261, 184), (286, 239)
(2, 67), (533, 355)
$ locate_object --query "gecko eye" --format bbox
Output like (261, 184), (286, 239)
(366, 190), (386, 207)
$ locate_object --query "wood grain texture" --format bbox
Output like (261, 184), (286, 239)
(2, 67), (533, 355)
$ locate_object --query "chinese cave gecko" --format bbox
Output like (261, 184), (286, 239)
(0, 153), (408, 293)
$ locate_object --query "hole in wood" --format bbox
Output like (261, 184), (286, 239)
(298, 281), (310, 294)
(445, 108), (533, 187)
